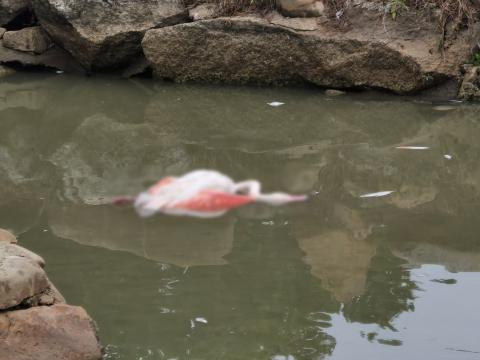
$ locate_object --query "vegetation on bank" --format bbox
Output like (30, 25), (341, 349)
(192, 0), (479, 30)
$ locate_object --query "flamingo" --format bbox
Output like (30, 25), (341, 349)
(113, 170), (307, 218)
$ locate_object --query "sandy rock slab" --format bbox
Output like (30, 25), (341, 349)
(0, 305), (102, 360)
(142, 16), (475, 93)
(2, 26), (53, 54)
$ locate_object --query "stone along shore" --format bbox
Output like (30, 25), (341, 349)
(0, 229), (102, 360)
(0, 0), (479, 99)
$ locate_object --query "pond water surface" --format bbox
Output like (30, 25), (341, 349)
(1, 73), (480, 360)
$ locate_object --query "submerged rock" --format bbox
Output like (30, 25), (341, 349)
(32, 0), (188, 70)
(142, 16), (474, 93)
(0, 305), (102, 360)
(0, 63), (14, 77)
(2, 26), (52, 54)
(0, 0), (30, 27)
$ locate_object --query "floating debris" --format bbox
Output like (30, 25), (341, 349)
(433, 105), (456, 111)
(360, 191), (395, 198)
(377, 339), (402, 346)
(444, 154), (453, 160)
(431, 278), (457, 285)
(325, 89), (346, 97)
(56, 70), (64, 74)
(445, 347), (480, 354)
(267, 101), (284, 107)
(395, 146), (429, 150)
(190, 317), (208, 328)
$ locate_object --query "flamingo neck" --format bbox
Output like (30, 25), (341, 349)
(254, 193), (308, 206)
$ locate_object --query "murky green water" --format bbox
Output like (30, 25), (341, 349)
(1, 73), (480, 360)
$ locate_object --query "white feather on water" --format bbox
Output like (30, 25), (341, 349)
(360, 191), (395, 198)
(267, 102), (284, 107)
(395, 146), (429, 150)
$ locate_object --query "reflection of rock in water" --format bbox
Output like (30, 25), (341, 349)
(49, 113), (190, 203)
(0, 81), (49, 111)
(395, 242), (480, 273)
(144, 85), (430, 154)
(298, 230), (376, 304)
(47, 202), (235, 266)
(393, 243), (480, 273)
(342, 245), (417, 329)
(295, 204), (376, 303)
(223, 219), (339, 360)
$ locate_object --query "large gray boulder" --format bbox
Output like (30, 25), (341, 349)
(0, 0), (30, 26)
(32, 0), (188, 70)
(142, 16), (476, 93)
(0, 241), (65, 310)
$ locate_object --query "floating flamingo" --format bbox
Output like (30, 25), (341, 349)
(113, 170), (307, 218)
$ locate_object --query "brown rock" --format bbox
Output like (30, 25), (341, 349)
(268, 12), (318, 31)
(189, 3), (217, 21)
(2, 26), (52, 54)
(0, 40), (85, 73)
(142, 16), (475, 93)
(276, 0), (325, 17)
(32, 0), (188, 70)
(0, 0), (30, 27)
(0, 305), (102, 360)
(0, 228), (16, 244)
(121, 55), (150, 78)
(458, 65), (480, 101)
(0, 243), (49, 310)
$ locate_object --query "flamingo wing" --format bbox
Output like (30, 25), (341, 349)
(148, 177), (176, 195)
(173, 190), (255, 212)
